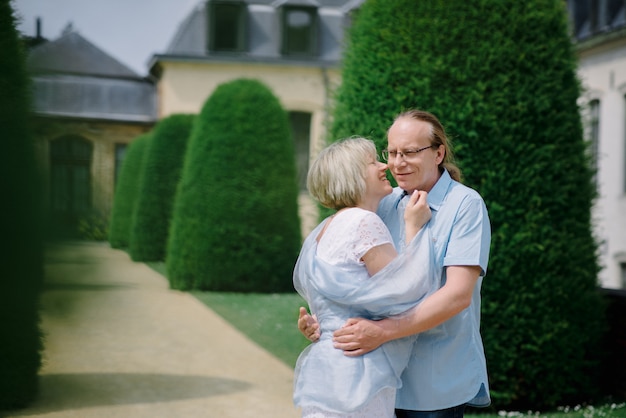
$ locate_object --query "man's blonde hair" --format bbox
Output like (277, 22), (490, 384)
(307, 137), (378, 210)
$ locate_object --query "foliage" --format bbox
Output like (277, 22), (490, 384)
(331, 0), (605, 410)
(77, 210), (109, 241)
(0, 0), (44, 408)
(129, 114), (194, 261)
(108, 133), (151, 249)
(167, 78), (301, 292)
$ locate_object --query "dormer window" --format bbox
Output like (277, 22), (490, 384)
(209, 1), (247, 52)
(282, 6), (318, 56)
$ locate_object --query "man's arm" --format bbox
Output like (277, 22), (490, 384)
(332, 265), (481, 356)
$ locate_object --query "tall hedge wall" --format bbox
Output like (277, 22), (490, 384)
(0, 0), (44, 408)
(129, 114), (194, 261)
(108, 133), (151, 249)
(330, 0), (605, 410)
(167, 79), (301, 292)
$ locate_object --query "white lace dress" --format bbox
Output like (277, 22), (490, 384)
(293, 207), (438, 418)
(301, 208), (397, 418)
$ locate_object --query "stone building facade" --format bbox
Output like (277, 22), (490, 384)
(28, 30), (157, 236)
(149, 0), (364, 235)
(568, 0), (626, 289)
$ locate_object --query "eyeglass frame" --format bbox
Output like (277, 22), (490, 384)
(381, 145), (435, 162)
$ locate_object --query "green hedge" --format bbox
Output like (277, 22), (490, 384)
(129, 114), (194, 261)
(0, 0), (44, 408)
(331, 0), (605, 410)
(108, 133), (151, 249)
(167, 79), (301, 292)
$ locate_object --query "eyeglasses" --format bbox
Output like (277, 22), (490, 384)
(381, 145), (434, 162)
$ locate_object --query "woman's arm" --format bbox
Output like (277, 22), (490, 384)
(363, 190), (430, 275)
(297, 191), (431, 341)
(404, 190), (430, 245)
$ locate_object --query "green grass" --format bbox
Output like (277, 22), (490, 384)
(146, 261), (626, 417)
(468, 404), (626, 417)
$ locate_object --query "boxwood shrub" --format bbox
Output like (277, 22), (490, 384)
(330, 0), (605, 410)
(129, 114), (194, 261)
(108, 133), (151, 249)
(0, 0), (44, 408)
(166, 79), (301, 292)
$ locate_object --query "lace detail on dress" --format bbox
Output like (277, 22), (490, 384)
(301, 387), (396, 418)
(317, 208), (394, 265)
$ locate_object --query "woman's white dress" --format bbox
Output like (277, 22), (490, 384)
(293, 208), (439, 417)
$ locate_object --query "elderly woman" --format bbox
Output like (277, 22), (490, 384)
(293, 137), (440, 418)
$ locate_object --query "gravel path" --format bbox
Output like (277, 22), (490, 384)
(4, 241), (299, 418)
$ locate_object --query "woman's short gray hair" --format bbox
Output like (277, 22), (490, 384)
(307, 137), (378, 210)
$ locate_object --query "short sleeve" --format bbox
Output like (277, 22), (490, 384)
(352, 211), (394, 260)
(317, 208), (394, 266)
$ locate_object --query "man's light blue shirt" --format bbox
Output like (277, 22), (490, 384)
(377, 169), (491, 410)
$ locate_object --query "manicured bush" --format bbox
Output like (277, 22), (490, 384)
(167, 79), (301, 292)
(108, 133), (151, 249)
(129, 114), (194, 261)
(330, 0), (604, 410)
(0, 0), (44, 408)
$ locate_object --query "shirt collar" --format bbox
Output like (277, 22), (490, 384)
(427, 169), (452, 211)
(397, 169), (452, 211)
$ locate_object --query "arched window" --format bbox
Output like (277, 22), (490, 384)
(49, 135), (93, 230)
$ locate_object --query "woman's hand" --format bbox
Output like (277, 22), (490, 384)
(404, 190), (431, 229)
(298, 307), (320, 342)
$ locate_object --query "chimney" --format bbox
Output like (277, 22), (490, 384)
(36, 17), (42, 39)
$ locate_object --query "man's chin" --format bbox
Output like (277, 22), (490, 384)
(396, 180), (414, 191)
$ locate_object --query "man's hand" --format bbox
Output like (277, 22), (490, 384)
(298, 307), (320, 342)
(332, 318), (386, 356)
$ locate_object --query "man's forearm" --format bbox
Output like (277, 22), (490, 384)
(380, 275), (475, 341)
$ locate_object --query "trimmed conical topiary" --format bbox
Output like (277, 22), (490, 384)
(0, 0), (44, 408)
(108, 133), (151, 249)
(167, 78), (301, 292)
(331, 0), (604, 410)
(129, 114), (195, 261)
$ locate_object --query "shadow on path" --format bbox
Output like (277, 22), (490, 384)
(6, 373), (251, 415)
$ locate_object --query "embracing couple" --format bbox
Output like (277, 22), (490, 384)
(293, 109), (491, 418)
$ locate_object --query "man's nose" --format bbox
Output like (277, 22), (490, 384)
(391, 153), (406, 164)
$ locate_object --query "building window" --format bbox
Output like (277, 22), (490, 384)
(621, 262), (626, 288)
(289, 111), (311, 191)
(589, 99), (600, 186)
(115, 143), (127, 187)
(209, 1), (246, 52)
(49, 136), (92, 235)
(622, 95), (626, 194)
(590, 0), (600, 32)
(282, 6), (317, 56)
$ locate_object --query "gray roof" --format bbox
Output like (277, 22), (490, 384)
(28, 32), (157, 123)
(28, 31), (140, 79)
(152, 0), (364, 69)
(32, 74), (157, 123)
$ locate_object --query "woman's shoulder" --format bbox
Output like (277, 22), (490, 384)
(335, 207), (383, 224)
